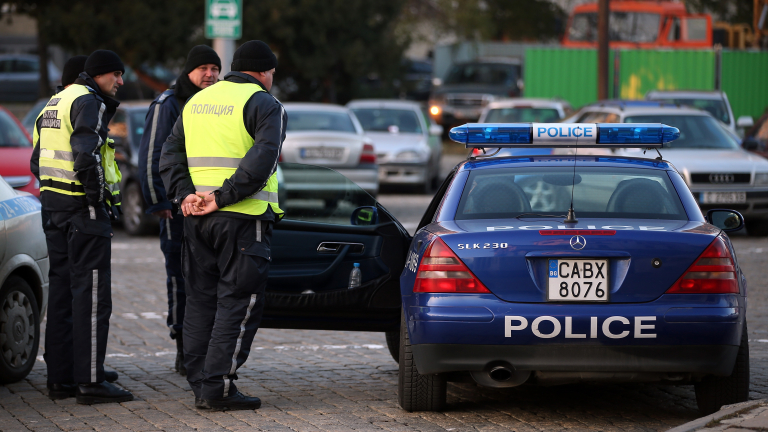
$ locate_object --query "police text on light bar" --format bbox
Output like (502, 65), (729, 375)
(448, 123), (680, 148)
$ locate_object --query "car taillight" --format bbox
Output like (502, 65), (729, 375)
(666, 235), (738, 294)
(360, 143), (376, 164)
(414, 237), (490, 293)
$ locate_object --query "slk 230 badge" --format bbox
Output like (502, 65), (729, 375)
(457, 243), (508, 249)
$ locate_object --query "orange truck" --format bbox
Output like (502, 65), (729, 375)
(562, 1), (712, 49)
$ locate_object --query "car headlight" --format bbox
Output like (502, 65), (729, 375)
(755, 173), (768, 185)
(396, 150), (427, 163)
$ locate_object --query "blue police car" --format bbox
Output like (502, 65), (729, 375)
(397, 122), (748, 414)
(265, 122), (747, 416)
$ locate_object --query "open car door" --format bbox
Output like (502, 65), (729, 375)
(261, 163), (412, 332)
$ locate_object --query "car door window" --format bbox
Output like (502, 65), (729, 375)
(13, 60), (38, 73)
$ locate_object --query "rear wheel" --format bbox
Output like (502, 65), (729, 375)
(398, 309), (446, 411)
(385, 330), (399, 363)
(0, 276), (40, 384)
(694, 323), (750, 414)
(745, 219), (768, 236)
(122, 182), (154, 236)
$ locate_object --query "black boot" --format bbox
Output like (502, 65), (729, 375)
(47, 383), (77, 400)
(200, 392), (261, 411)
(104, 370), (119, 383)
(76, 382), (134, 405)
(175, 335), (186, 376)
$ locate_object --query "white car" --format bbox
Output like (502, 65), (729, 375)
(0, 177), (49, 383)
(281, 103), (378, 196)
(347, 99), (443, 193)
(645, 90), (754, 134)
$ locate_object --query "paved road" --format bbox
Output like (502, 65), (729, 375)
(3, 156), (768, 431)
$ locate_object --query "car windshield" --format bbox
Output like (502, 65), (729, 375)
(285, 110), (357, 133)
(569, 12), (660, 43)
(624, 115), (738, 149)
(456, 166), (686, 220)
(444, 63), (517, 86)
(351, 108), (422, 134)
(0, 110), (31, 147)
(653, 98), (730, 125)
(485, 107), (561, 123)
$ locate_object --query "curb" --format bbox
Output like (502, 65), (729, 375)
(667, 400), (766, 432)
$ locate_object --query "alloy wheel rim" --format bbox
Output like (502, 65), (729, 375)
(0, 290), (35, 368)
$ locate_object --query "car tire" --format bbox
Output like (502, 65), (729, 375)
(385, 330), (399, 363)
(745, 219), (768, 236)
(694, 322), (749, 415)
(398, 309), (446, 412)
(0, 276), (40, 384)
(122, 182), (154, 236)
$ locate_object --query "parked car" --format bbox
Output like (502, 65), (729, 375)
(347, 99), (442, 193)
(281, 103), (378, 197)
(428, 59), (522, 129)
(21, 98), (48, 137)
(0, 54), (60, 102)
(0, 105), (38, 196)
(0, 176), (49, 384)
(107, 101), (156, 235)
(567, 104), (768, 236)
(645, 90), (753, 134)
(399, 59), (433, 101)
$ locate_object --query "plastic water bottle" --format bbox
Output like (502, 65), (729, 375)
(349, 263), (361, 289)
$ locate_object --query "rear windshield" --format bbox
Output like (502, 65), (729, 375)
(624, 115), (738, 149)
(285, 110), (357, 133)
(456, 166), (686, 221)
(351, 108), (422, 134)
(445, 63), (518, 86)
(485, 107), (561, 123)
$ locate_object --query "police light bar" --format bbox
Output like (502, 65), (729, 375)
(448, 123), (680, 148)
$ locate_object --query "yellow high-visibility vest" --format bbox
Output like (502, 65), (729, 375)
(183, 80), (282, 216)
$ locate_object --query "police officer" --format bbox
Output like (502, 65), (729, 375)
(160, 40), (285, 411)
(138, 45), (221, 376)
(30, 50), (133, 405)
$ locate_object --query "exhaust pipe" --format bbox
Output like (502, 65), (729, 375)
(470, 362), (530, 388)
(489, 366), (513, 382)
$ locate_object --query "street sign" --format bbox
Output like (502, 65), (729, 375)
(205, 0), (242, 39)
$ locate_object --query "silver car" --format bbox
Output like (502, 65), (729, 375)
(347, 100), (443, 193)
(0, 54), (60, 103)
(0, 177), (49, 383)
(281, 103), (378, 196)
(645, 90), (754, 134)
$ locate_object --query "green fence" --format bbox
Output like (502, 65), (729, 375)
(524, 47), (768, 119)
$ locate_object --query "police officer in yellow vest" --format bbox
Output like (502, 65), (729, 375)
(30, 50), (133, 405)
(160, 40), (285, 411)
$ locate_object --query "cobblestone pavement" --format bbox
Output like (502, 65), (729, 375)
(2, 223), (768, 430)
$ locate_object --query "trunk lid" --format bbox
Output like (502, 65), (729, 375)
(436, 218), (719, 303)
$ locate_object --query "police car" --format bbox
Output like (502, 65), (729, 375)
(265, 122), (747, 415)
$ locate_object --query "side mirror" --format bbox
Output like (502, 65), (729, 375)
(743, 137), (759, 151)
(737, 116), (754, 129)
(351, 206), (378, 226)
(429, 124), (443, 136)
(706, 209), (744, 232)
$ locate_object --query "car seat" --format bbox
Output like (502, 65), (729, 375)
(467, 180), (532, 215)
(605, 178), (676, 214)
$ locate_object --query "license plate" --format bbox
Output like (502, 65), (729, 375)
(700, 192), (746, 204)
(547, 259), (609, 302)
(301, 147), (344, 160)
(453, 108), (480, 119)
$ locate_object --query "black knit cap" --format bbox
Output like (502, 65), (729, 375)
(183, 45), (221, 74)
(231, 40), (277, 72)
(61, 55), (88, 86)
(84, 50), (125, 77)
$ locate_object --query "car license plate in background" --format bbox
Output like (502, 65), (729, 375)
(548, 259), (608, 302)
(301, 147), (344, 160)
(700, 192), (747, 204)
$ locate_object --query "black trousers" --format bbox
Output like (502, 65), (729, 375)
(159, 215), (185, 338)
(43, 206), (112, 384)
(182, 215), (271, 400)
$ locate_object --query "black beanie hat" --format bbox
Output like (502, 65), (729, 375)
(61, 55), (88, 86)
(183, 45), (221, 74)
(231, 40), (277, 72)
(84, 50), (125, 77)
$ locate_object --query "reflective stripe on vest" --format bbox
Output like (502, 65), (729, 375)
(37, 85), (92, 196)
(183, 80), (282, 216)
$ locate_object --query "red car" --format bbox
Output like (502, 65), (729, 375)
(0, 105), (38, 196)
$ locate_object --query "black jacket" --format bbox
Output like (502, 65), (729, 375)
(159, 72), (286, 220)
(30, 72), (120, 213)
(138, 89), (178, 214)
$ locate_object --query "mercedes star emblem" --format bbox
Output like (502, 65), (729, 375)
(570, 235), (586, 250)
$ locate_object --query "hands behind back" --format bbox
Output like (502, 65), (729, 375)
(190, 191), (219, 216)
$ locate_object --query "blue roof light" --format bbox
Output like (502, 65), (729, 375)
(449, 122), (680, 148)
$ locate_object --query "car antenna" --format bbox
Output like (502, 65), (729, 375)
(564, 130), (578, 224)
